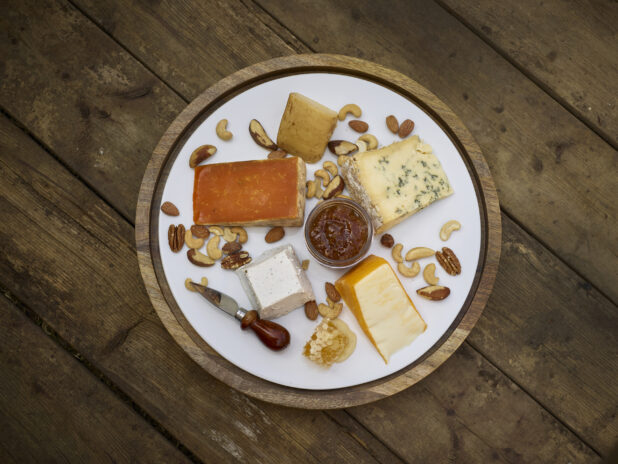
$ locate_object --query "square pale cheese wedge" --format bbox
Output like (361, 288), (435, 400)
(193, 157), (306, 226)
(236, 245), (315, 319)
(335, 255), (426, 363)
(276, 93), (337, 164)
(340, 136), (453, 233)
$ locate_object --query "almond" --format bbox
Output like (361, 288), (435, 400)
(304, 300), (319, 320)
(190, 225), (210, 239)
(327, 140), (359, 156)
(398, 119), (415, 138)
(168, 224), (185, 252)
(348, 120), (368, 133)
(265, 226), (285, 243)
(267, 149), (287, 159)
(325, 282), (341, 302)
(416, 285), (450, 301)
(161, 201), (179, 216)
(386, 115), (399, 134)
(189, 145), (217, 168)
(249, 119), (277, 150)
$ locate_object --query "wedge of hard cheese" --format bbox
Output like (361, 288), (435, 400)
(193, 157), (306, 226)
(335, 255), (426, 363)
(340, 137), (453, 233)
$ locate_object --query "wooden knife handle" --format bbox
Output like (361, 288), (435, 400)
(240, 310), (290, 351)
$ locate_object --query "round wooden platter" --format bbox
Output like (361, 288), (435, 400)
(135, 54), (501, 409)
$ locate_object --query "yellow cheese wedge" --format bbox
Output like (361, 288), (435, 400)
(335, 255), (426, 363)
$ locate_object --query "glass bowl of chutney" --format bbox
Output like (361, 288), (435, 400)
(304, 198), (373, 268)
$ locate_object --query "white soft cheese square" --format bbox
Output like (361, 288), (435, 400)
(236, 244), (314, 319)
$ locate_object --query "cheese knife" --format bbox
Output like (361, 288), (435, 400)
(190, 282), (290, 351)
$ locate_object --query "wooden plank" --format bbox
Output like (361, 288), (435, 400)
(250, 0), (617, 303)
(0, 108), (600, 461)
(469, 213), (618, 452)
(0, 115), (400, 463)
(0, 295), (192, 464)
(437, 0), (618, 148)
(0, 0), (184, 220)
(348, 343), (600, 463)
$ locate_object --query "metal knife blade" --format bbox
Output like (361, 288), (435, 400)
(190, 283), (246, 320)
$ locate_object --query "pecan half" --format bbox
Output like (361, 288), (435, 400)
(221, 251), (252, 270)
(435, 247), (461, 276)
(168, 224), (185, 252)
(222, 241), (242, 255)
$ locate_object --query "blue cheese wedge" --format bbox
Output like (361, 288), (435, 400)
(236, 245), (314, 319)
(340, 136), (453, 233)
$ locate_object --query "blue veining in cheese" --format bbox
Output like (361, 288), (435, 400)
(340, 136), (453, 233)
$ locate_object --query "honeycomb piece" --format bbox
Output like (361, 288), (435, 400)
(303, 318), (356, 367)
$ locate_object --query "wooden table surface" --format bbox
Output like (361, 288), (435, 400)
(0, 1), (616, 462)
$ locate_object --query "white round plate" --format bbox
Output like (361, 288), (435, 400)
(158, 73), (481, 390)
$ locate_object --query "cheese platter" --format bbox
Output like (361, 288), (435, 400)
(136, 54), (501, 408)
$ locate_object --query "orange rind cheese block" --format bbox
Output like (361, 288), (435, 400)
(335, 255), (426, 363)
(193, 157), (306, 226)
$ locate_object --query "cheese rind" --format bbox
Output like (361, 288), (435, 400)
(276, 93), (337, 164)
(236, 245), (314, 319)
(340, 137), (453, 233)
(335, 255), (426, 363)
(193, 157), (306, 226)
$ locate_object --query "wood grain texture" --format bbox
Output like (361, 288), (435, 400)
(438, 0), (618, 147)
(136, 54), (501, 408)
(0, 114), (397, 463)
(0, 0), (184, 219)
(72, 0), (301, 100)
(0, 113), (599, 461)
(257, 0), (618, 304)
(349, 342), (600, 463)
(0, 296), (191, 464)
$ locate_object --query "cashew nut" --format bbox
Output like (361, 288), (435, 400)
(357, 134), (378, 150)
(440, 220), (461, 241)
(215, 119), (233, 141)
(337, 103), (362, 121)
(318, 302), (343, 318)
(392, 243), (404, 263)
(209, 226), (223, 236)
(405, 247), (435, 261)
(185, 230), (205, 249)
(356, 140), (368, 153)
(326, 297), (336, 308)
(398, 261), (420, 278)
(206, 235), (222, 260)
(231, 227), (248, 244)
(306, 180), (317, 199)
(314, 169), (330, 188)
(185, 277), (208, 291)
(423, 263), (439, 285)
(223, 227), (237, 243)
(323, 160), (338, 177)
(315, 181), (324, 199)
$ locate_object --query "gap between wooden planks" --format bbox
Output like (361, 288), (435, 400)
(0, 0), (615, 458)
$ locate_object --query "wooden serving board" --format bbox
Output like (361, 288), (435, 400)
(135, 54), (501, 409)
